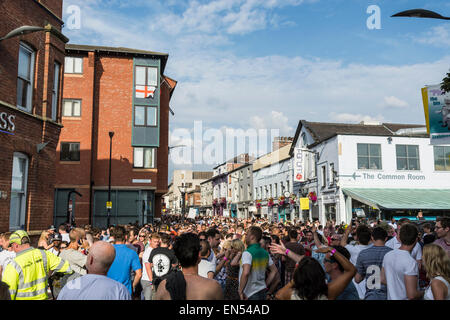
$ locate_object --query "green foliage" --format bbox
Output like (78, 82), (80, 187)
(441, 71), (450, 93)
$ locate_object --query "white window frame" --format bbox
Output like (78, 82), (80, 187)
(10, 152), (29, 231)
(396, 144), (420, 171)
(434, 146), (450, 171)
(17, 42), (35, 112)
(62, 99), (82, 117)
(321, 165), (327, 188)
(133, 147), (156, 169)
(64, 56), (83, 74)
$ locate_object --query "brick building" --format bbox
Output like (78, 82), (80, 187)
(54, 44), (176, 228)
(0, 0), (68, 232)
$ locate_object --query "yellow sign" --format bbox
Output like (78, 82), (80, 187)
(421, 87), (430, 134)
(106, 201), (112, 209)
(300, 197), (309, 210)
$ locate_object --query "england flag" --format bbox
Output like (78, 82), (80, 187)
(135, 85), (156, 98)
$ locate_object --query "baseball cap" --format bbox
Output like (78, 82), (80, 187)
(50, 233), (63, 242)
(9, 230), (30, 246)
(48, 225), (56, 231)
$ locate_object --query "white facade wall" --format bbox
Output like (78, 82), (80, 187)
(295, 131), (450, 224)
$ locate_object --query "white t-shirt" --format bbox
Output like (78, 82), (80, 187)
(61, 233), (70, 243)
(238, 251), (274, 298)
(382, 249), (419, 300)
(0, 250), (15, 277)
(198, 259), (216, 278)
(141, 246), (153, 281)
(385, 237), (422, 261)
(345, 243), (370, 300)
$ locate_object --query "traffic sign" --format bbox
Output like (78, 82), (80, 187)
(106, 201), (112, 209)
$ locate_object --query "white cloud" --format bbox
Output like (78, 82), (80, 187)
(383, 96), (409, 108)
(412, 25), (450, 47)
(329, 112), (384, 124)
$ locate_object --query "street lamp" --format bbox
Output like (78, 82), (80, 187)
(391, 9), (450, 20)
(67, 190), (82, 227)
(0, 25), (47, 41)
(178, 183), (187, 223)
(107, 131), (114, 228)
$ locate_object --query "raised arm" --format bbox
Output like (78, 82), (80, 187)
(340, 224), (352, 247)
(316, 247), (356, 300)
(269, 242), (304, 264)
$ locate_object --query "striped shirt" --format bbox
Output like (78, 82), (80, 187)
(355, 245), (392, 300)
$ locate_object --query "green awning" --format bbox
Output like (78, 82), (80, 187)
(342, 188), (450, 210)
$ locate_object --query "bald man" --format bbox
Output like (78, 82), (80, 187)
(58, 241), (131, 300)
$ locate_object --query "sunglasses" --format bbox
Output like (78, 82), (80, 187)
(331, 238), (340, 241)
(323, 258), (336, 264)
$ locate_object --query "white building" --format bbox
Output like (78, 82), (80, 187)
(253, 144), (294, 222)
(290, 120), (450, 224)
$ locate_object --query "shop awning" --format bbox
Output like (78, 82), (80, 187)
(342, 188), (450, 210)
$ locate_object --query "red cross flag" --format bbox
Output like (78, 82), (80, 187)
(136, 85), (156, 98)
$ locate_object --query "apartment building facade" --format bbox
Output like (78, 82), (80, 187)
(54, 44), (176, 227)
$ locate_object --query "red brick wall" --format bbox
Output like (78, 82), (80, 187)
(0, 0), (66, 232)
(38, 0), (63, 19)
(57, 51), (172, 224)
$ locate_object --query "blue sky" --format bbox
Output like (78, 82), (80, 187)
(61, 0), (450, 178)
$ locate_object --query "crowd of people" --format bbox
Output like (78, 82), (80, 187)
(0, 214), (448, 301)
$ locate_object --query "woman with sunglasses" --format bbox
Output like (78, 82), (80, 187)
(270, 241), (356, 300)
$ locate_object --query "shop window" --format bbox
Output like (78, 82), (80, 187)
(396, 145), (420, 170)
(60, 142), (80, 161)
(357, 143), (382, 170)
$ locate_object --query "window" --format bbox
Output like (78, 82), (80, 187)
(434, 146), (450, 171)
(62, 99), (81, 117)
(60, 143), (80, 161)
(52, 62), (60, 121)
(17, 42), (35, 111)
(248, 184), (251, 199)
(135, 66), (158, 98)
(357, 143), (382, 170)
(329, 163), (335, 186)
(134, 147), (156, 168)
(321, 165), (326, 188)
(10, 153), (28, 231)
(396, 145), (420, 170)
(134, 106), (157, 126)
(64, 57), (83, 74)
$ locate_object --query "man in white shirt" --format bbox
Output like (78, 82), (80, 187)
(386, 218), (422, 263)
(58, 224), (71, 243)
(198, 240), (215, 279)
(381, 223), (424, 300)
(0, 232), (15, 280)
(340, 224), (372, 299)
(140, 233), (160, 300)
(58, 241), (131, 300)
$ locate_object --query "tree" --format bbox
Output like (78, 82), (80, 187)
(441, 71), (450, 93)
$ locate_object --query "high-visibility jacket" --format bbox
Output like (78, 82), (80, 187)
(3, 247), (72, 300)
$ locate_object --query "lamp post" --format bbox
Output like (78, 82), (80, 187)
(391, 9), (450, 20)
(67, 190), (82, 227)
(178, 183), (187, 223)
(0, 25), (47, 41)
(107, 131), (114, 228)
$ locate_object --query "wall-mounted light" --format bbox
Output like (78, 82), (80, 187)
(387, 137), (393, 144)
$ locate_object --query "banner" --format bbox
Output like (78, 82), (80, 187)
(300, 197), (310, 210)
(422, 85), (450, 145)
(187, 208), (197, 219)
(294, 148), (306, 182)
